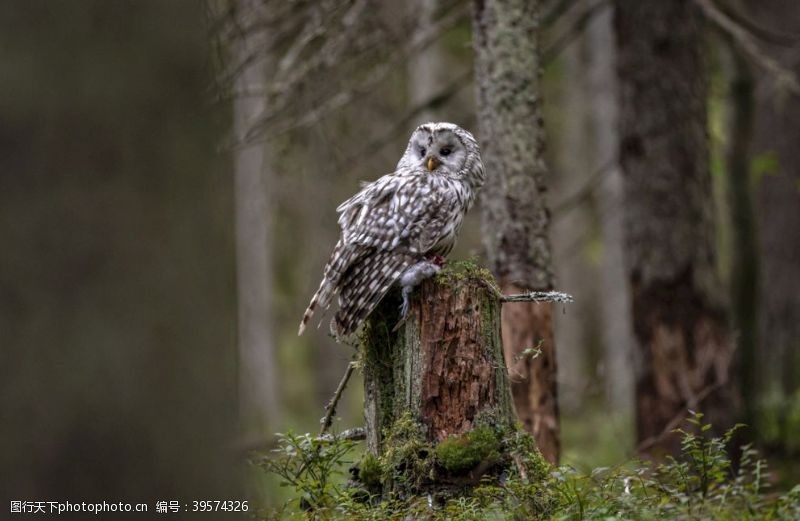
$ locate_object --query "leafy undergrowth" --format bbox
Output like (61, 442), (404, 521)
(253, 413), (800, 520)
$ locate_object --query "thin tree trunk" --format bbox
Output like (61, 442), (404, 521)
(233, 0), (279, 430)
(724, 47), (758, 427)
(552, 39), (599, 412)
(408, 0), (444, 124)
(473, 0), (560, 463)
(614, 0), (737, 457)
(586, 5), (635, 412)
(748, 0), (800, 453)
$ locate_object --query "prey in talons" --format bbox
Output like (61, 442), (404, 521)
(393, 255), (446, 332)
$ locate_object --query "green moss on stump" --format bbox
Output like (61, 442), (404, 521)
(357, 453), (383, 491)
(381, 412), (434, 490)
(353, 418), (552, 500)
(435, 426), (502, 474)
(507, 429), (551, 482)
(434, 259), (498, 290)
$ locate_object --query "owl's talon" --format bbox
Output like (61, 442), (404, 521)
(393, 286), (413, 332)
(392, 317), (406, 332)
(428, 254), (446, 267)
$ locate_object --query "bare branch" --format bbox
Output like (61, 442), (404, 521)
(543, 0), (609, 64)
(635, 382), (722, 454)
(240, 2), (470, 143)
(215, 0), (607, 149)
(712, 0), (800, 47)
(694, 0), (800, 96)
(501, 291), (575, 304)
(317, 426), (366, 443)
(542, 0), (583, 27)
(551, 156), (617, 218)
(319, 360), (357, 436)
(341, 68), (473, 163)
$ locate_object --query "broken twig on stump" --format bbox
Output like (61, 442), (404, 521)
(319, 360), (357, 436)
(500, 290), (574, 304)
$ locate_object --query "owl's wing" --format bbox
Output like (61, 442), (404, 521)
(299, 175), (401, 336)
(338, 173), (450, 253)
(331, 176), (455, 335)
(336, 174), (401, 247)
(299, 172), (451, 337)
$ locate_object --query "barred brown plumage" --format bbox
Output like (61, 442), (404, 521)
(298, 122), (485, 338)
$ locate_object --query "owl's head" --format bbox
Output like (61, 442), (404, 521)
(397, 122), (484, 188)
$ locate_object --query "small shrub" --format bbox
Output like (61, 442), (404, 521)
(252, 431), (355, 513)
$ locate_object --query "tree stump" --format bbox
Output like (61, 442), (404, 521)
(354, 261), (548, 499)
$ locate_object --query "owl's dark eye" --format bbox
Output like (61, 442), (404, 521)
(440, 147), (452, 157)
(418, 146), (426, 157)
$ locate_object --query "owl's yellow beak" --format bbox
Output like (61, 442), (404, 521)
(427, 157), (440, 171)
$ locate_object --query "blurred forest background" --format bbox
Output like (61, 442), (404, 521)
(1, 0), (799, 516)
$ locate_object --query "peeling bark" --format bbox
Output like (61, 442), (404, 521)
(501, 292), (559, 462)
(614, 0), (738, 457)
(363, 265), (514, 452)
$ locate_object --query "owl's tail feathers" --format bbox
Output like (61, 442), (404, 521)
(298, 242), (352, 336)
(297, 294), (316, 336)
(298, 277), (334, 336)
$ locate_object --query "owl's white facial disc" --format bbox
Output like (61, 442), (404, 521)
(407, 126), (467, 177)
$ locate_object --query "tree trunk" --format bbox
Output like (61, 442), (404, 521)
(357, 262), (546, 498)
(233, 0), (280, 430)
(407, 0), (444, 125)
(586, 5), (635, 412)
(473, 0), (560, 464)
(747, 0), (800, 454)
(551, 37), (600, 413)
(614, 0), (737, 457)
(723, 47), (758, 428)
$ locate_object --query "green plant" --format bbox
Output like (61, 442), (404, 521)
(253, 431), (355, 513)
(256, 414), (800, 520)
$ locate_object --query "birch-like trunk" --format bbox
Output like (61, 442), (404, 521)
(552, 31), (600, 413)
(585, 6), (635, 412)
(233, 0), (279, 430)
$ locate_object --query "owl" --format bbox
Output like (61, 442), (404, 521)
(298, 122), (484, 337)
